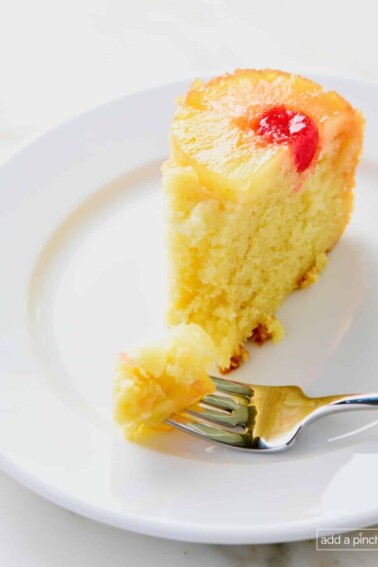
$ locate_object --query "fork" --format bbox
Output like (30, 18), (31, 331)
(167, 377), (378, 452)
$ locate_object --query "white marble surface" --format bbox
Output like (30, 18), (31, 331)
(1, 1), (378, 565)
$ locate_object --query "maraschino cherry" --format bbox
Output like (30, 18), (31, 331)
(256, 106), (319, 173)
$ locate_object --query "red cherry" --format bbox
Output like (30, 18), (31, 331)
(256, 106), (318, 172)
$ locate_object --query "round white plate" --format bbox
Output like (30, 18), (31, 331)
(0, 74), (378, 544)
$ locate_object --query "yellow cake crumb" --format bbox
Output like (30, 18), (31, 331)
(220, 344), (249, 374)
(249, 317), (285, 346)
(297, 252), (329, 289)
(113, 324), (216, 441)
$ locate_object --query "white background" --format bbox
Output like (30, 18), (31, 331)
(1, 1), (377, 565)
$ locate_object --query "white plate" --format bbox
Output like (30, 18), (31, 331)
(0, 74), (378, 545)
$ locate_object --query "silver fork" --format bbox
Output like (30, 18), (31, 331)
(167, 376), (378, 452)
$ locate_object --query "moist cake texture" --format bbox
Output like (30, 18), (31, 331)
(163, 69), (364, 371)
(113, 324), (216, 440)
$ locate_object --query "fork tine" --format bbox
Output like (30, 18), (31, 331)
(210, 376), (253, 398)
(167, 414), (248, 447)
(202, 393), (240, 411)
(186, 403), (247, 428)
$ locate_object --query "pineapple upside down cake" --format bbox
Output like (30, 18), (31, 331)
(163, 69), (364, 372)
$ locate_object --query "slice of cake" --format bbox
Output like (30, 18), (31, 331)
(163, 69), (364, 372)
(113, 324), (216, 440)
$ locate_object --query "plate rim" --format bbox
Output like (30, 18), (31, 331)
(2, 447), (378, 545)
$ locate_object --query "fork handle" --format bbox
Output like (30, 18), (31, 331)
(315, 393), (378, 417)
